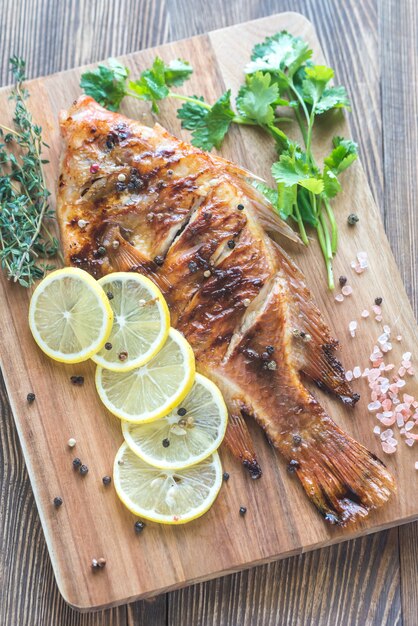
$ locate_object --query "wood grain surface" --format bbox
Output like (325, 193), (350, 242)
(0, 0), (416, 624)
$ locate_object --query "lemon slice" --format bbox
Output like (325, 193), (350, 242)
(29, 267), (113, 363)
(96, 328), (195, 423)
(113, 443), (222, 524)
(122, 373), (227, 469)
(91, 273), (170, 372)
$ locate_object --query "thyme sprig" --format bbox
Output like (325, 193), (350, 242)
(0, 57), (59, 287)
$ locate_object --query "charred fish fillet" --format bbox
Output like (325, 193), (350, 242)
(57, 96), (395, 525)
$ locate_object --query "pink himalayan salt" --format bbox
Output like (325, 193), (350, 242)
(373, 426), (381, 435)
(382, 442), (396, 454)
(353, 366), (362, 379)
(345, 370), (353, 382)
(375, 315), (383, 322)
(398, 367), (406, 377)
(383, 325), (391, 334)
(404, 394), (415, 404)
(368, 401), (382, 412)
(402, 352), (412, 361)
(415, 462), (418, 470)
(397, 335), (402, 341)
(405, 421), (415, 431)
(382, 399), (393, 411)
(408, 368), (416, 376)
(405, 438), (415, 447)
(396, 414), (405, 428)
(361, 309), (370, 318)
(396, 379), (406, 389)
(380, 415), (396, 426)
(335, 294), (344, 303)
(402, 360), (412, 369)
(342, 285), (353, 296)
(372, 305), (382, 315)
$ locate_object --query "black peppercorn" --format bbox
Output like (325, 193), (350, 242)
(154, 255), (164, 266)
(266, 346), (274, 355)
(72, 457), (82, 469)
(227, 240), (235, 249)
(102, 475), (111, 486)
(70, 375), (84, 386)
(53, 496), (63, 508)
(134, 520), (145, 533)
(177, 407), (187, 416)
(293, 435), (302, 446)
(107, 291), (114, 300)
(375, 297), (383, 306)
(162, 438), (170, 448)
(347, 213), (359, 225)
(237, 204), (244, 210)
(223, 472), (230, 482)
(97, 557), (106, 568)
(339, 275), (347, 287)
(27, 392), (36, 403)
(97, 246), (106, 256)
(79, 464), (89, 476)
(239, 506), (247, 516)
(104, 342), (112, 350)
(188, 260), (198, 273)
(287, 459), (299, 473)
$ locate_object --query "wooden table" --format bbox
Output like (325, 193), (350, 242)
(0, 0), (417, 624)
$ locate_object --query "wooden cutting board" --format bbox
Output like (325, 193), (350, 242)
(1, 11), (417, 611)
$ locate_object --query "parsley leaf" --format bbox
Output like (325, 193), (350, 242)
(236, 72), (287, 125)
(163, 59), (193, 86)
(271, 146), (324, 194)
(322, 167), (341, 198)
(315, 86), (351, 114)
(80, 58), (129, 111)
(324, 136), (358, 173)
(252, 180), (278, 206)
(301, 65), (334, 104)
(246, 31), (312, 78)
(128, 57), (193, 113)
(177, 91), (235, 150)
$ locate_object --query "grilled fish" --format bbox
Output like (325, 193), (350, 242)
(57, 96), (395, 525)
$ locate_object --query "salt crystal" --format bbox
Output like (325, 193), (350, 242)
(382, 344), (390, 353)
(402, 360), (412, 369)
(405, 438), (415, 447)
(396, 335), (402, 342)
(381, 442), (396, 454)
(400, 428), (406, 435)
(403, 352), (412, 361)
(375, 315), (383, 322)
(404, 394), (414, 405)
(405, 421), (415, 431)
(383, 325), (391, 334)
(342, 285), (353, 296)
(357, 251), (368, 263)
(368, 401), (382, 412)
(372, 305), (382, 315)
(415, 461), (418, 470)
(362, 368), (371, 377)
(396, 379), (406, 388)
(382, 399), (392, 411)
(398, 366), (406, 377)
(353, 366), (362, 379)
(390, 383), (400, 394)
(396, 414), (405, 428)
(380, 428), (393, 440)
(381, 416), (396, 426)
(387, 437), (398, 446)
(335, 294), (344, 302)
(361, 310), (370, 318)
(350, 261), (357, 269)
(385, 364), (395, 371)
(345, 370), (353, 382)
(349, 320), (357, 337)
(371, 391), (378, 401)
(373, 426), (381, 435)
(378, 333), (388, 345)
(408, 368), (415, 376)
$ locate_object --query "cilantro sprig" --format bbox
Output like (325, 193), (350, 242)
(80, 32), (358, 289)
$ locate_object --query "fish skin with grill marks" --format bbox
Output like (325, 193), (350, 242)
(57, 96), (395, 525)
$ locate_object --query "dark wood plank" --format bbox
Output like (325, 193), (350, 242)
(168, 529), (400, 626)
(380, 1), (418, 625)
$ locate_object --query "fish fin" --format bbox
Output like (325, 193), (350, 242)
(209, 154), (301, 244)
(223, 412), (262, 479)
(106, 226), (172, 292)
(273, 241), (359, 406)
(294, 412), (395, 525)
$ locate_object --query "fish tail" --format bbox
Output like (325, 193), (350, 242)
(224, 412), (262, 479)
(292, 416), (395, 525)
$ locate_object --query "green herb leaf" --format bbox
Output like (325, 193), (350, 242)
(177, 91), (235, 150)
(301, 65), (334, 104)
(128, 57), (169, 113)
(324, 136), (358, 173)
(80, 58), (129, 111)
(271, 147), (323, 193)
(163, 59), (193, 86)
(236, 72), (286, 125)
(246, 31), (312, 78)
(322, 166), (342, 198)
(251, 180), (279, 206)
(315, 85), (351, 114)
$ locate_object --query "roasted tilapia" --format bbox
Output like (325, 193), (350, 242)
(57, 96), (395, 525)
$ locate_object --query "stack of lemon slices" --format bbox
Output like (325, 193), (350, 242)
(29, 267), (227, 525)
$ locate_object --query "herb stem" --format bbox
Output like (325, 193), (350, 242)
(316, 220), (334, 290)
(167, 92), (213, 111)
(0, 123), (22, 138)
(293, 202), (309, 245)
(323, 196), (338, 254)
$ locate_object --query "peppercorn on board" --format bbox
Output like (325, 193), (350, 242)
(0, 12), (418, 611)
